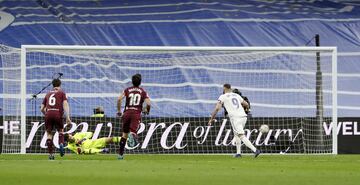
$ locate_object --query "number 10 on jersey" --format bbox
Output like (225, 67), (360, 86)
(129, 93), (141, 106)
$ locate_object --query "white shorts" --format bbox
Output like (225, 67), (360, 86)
(230, 117), (247, 135)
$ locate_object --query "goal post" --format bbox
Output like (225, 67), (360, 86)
(332, 47), (338, 154)
(2, 45), (338, 154)
(20, 45), (26, 154)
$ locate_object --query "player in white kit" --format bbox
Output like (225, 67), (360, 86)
(208, 84), (261, 158)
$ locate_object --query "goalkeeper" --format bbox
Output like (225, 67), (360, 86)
(224, 88), (251, 117)
(64, 132), (122, 155)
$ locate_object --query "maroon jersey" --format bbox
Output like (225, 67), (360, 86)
(123, 86), (149, 114)
(42, 88), (67, 116)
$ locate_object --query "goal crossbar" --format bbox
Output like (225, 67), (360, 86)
(22, 45), (336, 52)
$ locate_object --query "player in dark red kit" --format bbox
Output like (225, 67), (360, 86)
(117, 74), (151, 160)
(40, 79), (71, 160)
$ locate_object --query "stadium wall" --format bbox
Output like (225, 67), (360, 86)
(0, 1), (360, 117)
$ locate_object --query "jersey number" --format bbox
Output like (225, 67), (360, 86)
(232, 98), (240, 109)
(49, 94), (56, 106)
(129, 93), (141, 106)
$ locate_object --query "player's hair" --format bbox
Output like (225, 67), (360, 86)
(93, 106), (104, 114)
(132, 74), (142, 87)
(232, 88), (242, 96)
(223, 83), (231, 89)
(52, 79), (61, 87)
(64, 133), (70, 142)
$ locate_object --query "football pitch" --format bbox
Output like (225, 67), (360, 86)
(0, 154), (359, 185)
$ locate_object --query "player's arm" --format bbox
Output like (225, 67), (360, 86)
(223, 107), (228, 117)
(63, 99), (71, 124)
(73, 132), (93, 147)
(117, 91), (125, 117)
(242, 96), (251, 114)
(40, 97), (47, 115)
(208, 101), (222, 126)
(40, 104), (46, 115)
(143, 98), (151, 115)
(241, 99), (249, 110)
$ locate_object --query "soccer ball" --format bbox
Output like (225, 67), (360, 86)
(259, 124), (269, 133)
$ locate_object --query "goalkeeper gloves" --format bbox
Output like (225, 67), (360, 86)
(76, 147), (83, 154)
(76, 138), (86, 146)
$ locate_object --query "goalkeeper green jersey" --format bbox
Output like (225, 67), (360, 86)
(66, 132), (107, 154)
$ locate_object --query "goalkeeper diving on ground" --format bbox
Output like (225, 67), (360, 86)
(64, 132), (127, 154)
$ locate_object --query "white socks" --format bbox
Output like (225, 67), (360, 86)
(239, 134), (257, 153)
(235, 135), (241, 154)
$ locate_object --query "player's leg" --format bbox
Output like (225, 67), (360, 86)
(128, 113), (140, 147)
(118, 112), (130, 159)
(118, 133), (128, 159)
(80, 136), (121, 155)
(82, 148), (104, 154)
(58, 128), (65, 157)
(55, 116), (65, 157)
(240, 117), (261, 157)
(234, 135), (242, 157)
(45, 116), (54, 160)
(77, 140), (108, 154)
(104, 136), (122, 144)
(46, 131), (54, 159)
(230, 117), (242, 157)
(233, 117), (260, 157)
(119, 132), (128, 155)
(91, 138), (108, 148)
(238, 134), (257, 153)
(89, 138), (113, 154)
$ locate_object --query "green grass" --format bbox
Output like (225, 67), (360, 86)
(0, 154), (359, 185)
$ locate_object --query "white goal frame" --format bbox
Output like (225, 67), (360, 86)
(20, 45), (338, 154)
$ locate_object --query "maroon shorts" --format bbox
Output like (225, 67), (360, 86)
(45, 111), (63, 132)
(122, 111), (141, 133)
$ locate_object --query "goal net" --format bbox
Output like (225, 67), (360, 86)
(1, 45), (337, 154)
(1, 45), (22, 153)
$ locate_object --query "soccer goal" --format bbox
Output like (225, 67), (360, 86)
(0, 45), (337, 154)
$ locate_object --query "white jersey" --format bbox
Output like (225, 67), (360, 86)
(218, 92), (247, 118)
